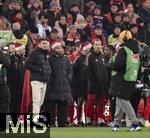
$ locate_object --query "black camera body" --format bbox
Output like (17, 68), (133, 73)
(139, 43), (150, 67)
(138, 43), (150, 97)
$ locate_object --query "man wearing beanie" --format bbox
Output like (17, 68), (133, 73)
(45, 42), (73, 127)
(109, 31), (141, 131)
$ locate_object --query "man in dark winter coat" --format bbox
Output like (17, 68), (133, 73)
(7, 42), (25, 113)
(86, 39), (108, 126)
(109, 31), (141, 131)
(45, 42), (73, 127)
(0, 45), (10, 131)
(72, 41), (92, 125)
(103, 45), (116, 122)
(25, 38), (51, 122)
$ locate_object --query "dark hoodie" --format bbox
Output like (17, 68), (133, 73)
(109, 39), (140, 100)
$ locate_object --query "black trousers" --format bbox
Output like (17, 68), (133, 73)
(47, 100), (68, 126)
(109, 96), (116, 121)
(0, 84), (10, 130)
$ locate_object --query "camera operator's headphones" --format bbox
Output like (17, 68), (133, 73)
(119, 30), (132, 42)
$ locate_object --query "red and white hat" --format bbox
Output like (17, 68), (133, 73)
(15, 44), (25, 51)
(51, 42), (61, 50)
(82, 41), (92, 51)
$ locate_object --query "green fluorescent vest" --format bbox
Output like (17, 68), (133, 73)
(111, 46), (140, 82)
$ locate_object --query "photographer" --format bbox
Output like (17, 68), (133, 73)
(0, 39), (11, 131)
(139, 43), (150, 127)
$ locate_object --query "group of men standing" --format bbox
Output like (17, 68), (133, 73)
(0, 32), (143, 131)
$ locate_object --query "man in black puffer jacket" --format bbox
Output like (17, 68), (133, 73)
(25, 38), (51, 122)
(45, 42), (72, 127)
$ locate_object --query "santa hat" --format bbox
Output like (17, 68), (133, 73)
(15, 44), (25, 51)
(51, 42), (61, 50)
(82, 41), (92, 51)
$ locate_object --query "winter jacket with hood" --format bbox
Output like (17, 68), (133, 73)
(109, 39), (140, 100)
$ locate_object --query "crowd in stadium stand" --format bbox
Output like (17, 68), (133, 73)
(0, 0), (150, 131)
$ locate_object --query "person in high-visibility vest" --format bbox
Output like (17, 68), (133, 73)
(109, 30), (141, 131)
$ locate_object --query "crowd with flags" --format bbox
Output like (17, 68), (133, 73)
(0, 0), (150, 131)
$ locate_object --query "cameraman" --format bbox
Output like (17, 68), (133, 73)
(139, 43), (150, 127)
(0, 39), (11, 131)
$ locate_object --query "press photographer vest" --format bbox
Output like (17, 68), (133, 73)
(111, 46), (140, 82)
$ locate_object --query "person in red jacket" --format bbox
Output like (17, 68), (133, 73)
(91, 25), (107, 46)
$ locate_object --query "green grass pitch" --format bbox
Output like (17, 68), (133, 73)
(50, 127), (150, 138)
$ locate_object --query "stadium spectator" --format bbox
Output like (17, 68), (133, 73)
(75, 14), (88, 42)
(47, 0), (61, 28)
(121, 13), (132, 30)
(105, 3), (119, 23)
(126, 3), (140, 24)
(108, 25), (122, 47)
(110, 0), (126, 12)
(62, 0), (84, 14)
(65, 25), (80, 46)
(91, 25), (107, 46)
(55, 15), (69, 40)
(37, 12), (52, 38)
(138, 0), (150, 25)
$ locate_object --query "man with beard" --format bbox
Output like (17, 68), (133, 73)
(45, 42), (73, 127)
(25, 38), (51, 123)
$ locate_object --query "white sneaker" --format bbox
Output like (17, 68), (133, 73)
(112, 125), (120, 131)
(129, 124), (141, 131)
